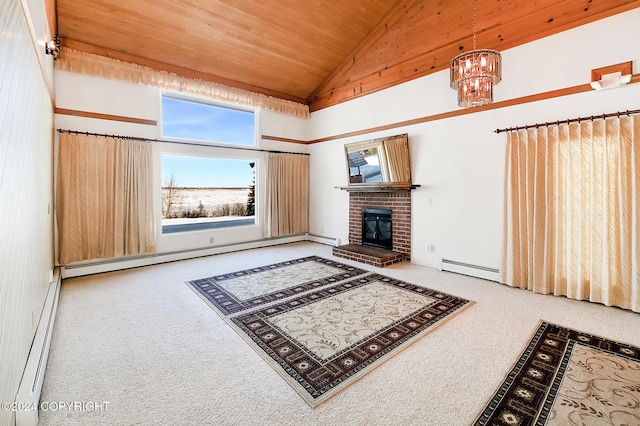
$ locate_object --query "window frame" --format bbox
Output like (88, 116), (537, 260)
(155, 92), (264, 251)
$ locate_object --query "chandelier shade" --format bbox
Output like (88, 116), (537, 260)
(450, 49), (502, 107)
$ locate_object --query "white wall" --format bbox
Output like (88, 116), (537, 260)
(308, 8), (640, 271)
(55, 71), (309, 255)
(0, 0), (55, 424)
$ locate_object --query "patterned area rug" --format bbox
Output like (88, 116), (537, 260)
(188, 256), (368, 316)
(475, 321), (640, 425)
(188, 256), (472, 407)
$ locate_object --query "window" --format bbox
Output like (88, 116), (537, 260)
(160, 94), (258, 234)
(161, 155), (256, 234)
(162, 95), (255, 146)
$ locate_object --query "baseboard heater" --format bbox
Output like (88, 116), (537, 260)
(15, 270), (61, 426)
(62, 234), (309, 278)
(441, 258), (500, 282)
(306, 233), (339, 246)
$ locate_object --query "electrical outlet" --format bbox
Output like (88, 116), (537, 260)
(426, 243), (436, 252)
(209, 237), (215, 244)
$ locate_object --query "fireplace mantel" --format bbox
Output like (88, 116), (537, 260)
(335, 183), (420, 193)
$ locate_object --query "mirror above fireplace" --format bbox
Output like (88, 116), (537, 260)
(344, 133), (412, 189)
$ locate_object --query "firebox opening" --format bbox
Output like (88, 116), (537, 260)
(362, 208), (393, 250)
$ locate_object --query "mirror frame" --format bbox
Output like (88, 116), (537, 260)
(344, 133), (411, 187)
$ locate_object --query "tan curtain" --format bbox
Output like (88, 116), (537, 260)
(501, 116), (640, 312)
(265, 153), (309, 237)
(384, 136), (411, 182)
(57, 133), (156, 264)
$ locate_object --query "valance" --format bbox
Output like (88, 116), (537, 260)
(56, 47), (310, 119)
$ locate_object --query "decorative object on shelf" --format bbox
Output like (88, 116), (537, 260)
(450, 0), (501, 108)
(590, 61), (633, 90)
(45, 33), (61, 60)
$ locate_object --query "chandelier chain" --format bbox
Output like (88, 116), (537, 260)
(472, 0), (477, 51)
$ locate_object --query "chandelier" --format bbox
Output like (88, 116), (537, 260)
(450, 0), (501, 108)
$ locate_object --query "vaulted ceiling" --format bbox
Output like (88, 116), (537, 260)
(56, 0), (640, 112)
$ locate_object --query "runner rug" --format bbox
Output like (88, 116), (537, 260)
(475, 321), (640, 425)
(187, 256), (472, 407)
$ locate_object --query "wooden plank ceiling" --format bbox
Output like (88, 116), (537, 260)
(56, 0), (640, 112)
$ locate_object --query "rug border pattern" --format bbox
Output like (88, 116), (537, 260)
(474, 321), (640, 425)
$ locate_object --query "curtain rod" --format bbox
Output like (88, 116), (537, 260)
(494, 108), (640, 134)
(56, 129), (310, 156)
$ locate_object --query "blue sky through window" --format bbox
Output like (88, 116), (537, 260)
(162, 96), (254, 145)
(161, 96), (256, 188)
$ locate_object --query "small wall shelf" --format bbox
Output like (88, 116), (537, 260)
(335, 183), (420, 193)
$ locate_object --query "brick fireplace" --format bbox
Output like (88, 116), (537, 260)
(333, 191), (411, 267)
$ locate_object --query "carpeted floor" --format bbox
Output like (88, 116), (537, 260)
(38, 242), (640, 425)
(187, 257), (472, 406)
